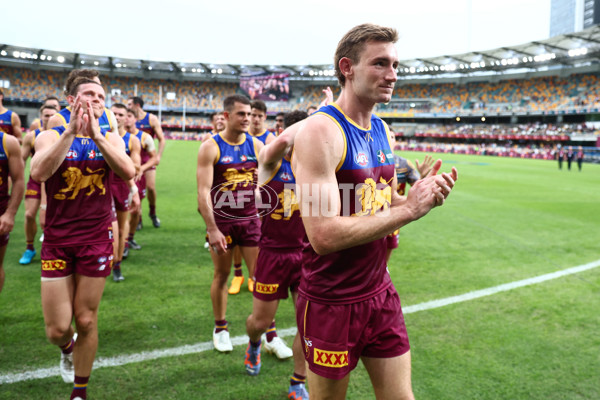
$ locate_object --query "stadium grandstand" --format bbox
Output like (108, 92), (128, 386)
(1, 25), (599, 161)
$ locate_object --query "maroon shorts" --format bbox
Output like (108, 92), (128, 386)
(253, 247), (302, 301)
(296, 285), (410, 380)
(213, 218), (261, 248)
(41, 242), (114, 279)
(25, 176), (42, 200)
(136, 175), (147, 200)
(112, 181), (131, 212)
(386, 230), (399, 249)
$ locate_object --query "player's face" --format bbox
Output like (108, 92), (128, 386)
(44, 99), (61, 111)
(275, 116), (284, 128)
(213, 114), (226, 131)
(75, 83), (106, 119)
(226, 102), (251, 134)
(111, 107), (127, 129)
(126, 112), (137, 130)
(350, 41), (398, 104)
(250, 109), (266, 131)
(40, 108), (57, 128)
(126, 99), (139, 115)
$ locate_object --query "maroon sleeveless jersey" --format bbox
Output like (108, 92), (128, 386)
(299, 104), (396, 304)
(210, 133), (259, 223)
(259, 157), (306, 249)
(44, 132), (114, 246)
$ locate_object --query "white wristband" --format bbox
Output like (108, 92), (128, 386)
(129, 185), (138, 195)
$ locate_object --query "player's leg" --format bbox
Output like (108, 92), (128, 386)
(145, 169), (160, 227)
(228, 246), (245, 294)
(361, 352), (414, 400)
(246, 298), (279, 342)
(128, 205), (142, 249)
(20, 197), (41, 264)
(40, 183), (47, 232)
(239, 245), (258, 292)
(288, 291), (309, 399)
(210, 247), (234, 352)
(245, 297), (278, 375)
(71, 274), (107, 399)
(0, 245), (6, 292)
(306, 371), (350, 400)
(112, 210), (129, 281)
(41, 275), (76, 383)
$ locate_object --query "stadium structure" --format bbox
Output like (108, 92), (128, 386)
(1, 25), (599, 160)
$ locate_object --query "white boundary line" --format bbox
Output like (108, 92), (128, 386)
(2, 259), (598, 385)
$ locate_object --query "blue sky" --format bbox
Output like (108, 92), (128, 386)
(5, 0), (551, 65)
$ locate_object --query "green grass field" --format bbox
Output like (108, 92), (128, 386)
(1, 141), (599, 399)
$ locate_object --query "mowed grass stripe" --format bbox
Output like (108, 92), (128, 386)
(2, 259), (598, 385)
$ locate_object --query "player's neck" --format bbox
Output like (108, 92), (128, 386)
(138, 110), (147, 120)
(249, 126), (263, 135)
(335, 91), (374, 130)
(118, 126), (127, 136)
(0, 106), (6, 114)
(221, 129), (246, 144)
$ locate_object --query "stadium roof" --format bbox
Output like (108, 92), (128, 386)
(1, 25), (598, 83)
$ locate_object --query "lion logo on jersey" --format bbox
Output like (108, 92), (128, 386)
(55, 167), (106, 200)
(221, 167), (254, 191)
(353, 176), (392, 216)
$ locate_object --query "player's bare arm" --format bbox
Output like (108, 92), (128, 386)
(294, 116), (457, 255)
(0, 135), (25, 234)
(129, 135), (142, 174)
(257, 122), (301, 184)
(150, 114), (166, 161)
(258, 122), (301, 166)
(127, 136), (142, 213)
(11, 111), (22, 143)
(196, 139), (226, 254)
(21, 130), (35, 161)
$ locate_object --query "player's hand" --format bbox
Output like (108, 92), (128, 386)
(207, 228), (228, 255)
(130, 192), (141, 214)
(317, 87), (334, 109)
(64, 95), (83, 137)
(416, 154), (434, 178)
(0, 213), (15, 235)
(82, 99), (102, 142)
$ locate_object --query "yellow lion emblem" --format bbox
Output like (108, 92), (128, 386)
(354, 177), (392, 216)
(57, 167), (106, 200)
(221, 168), (254, 191)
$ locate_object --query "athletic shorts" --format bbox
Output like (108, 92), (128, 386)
(386, 230), (399, 249)
(40, 242), (114, 279)
(253, 247), (302, 301)
(136, 175), (147, 200)
(25, 177), (42, 200)
(213, 218), (261, 248)
(296, 285), (410, 380)
(112, 181), (131, 212)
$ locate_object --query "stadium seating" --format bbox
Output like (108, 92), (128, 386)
(0, 65), (598, 140)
